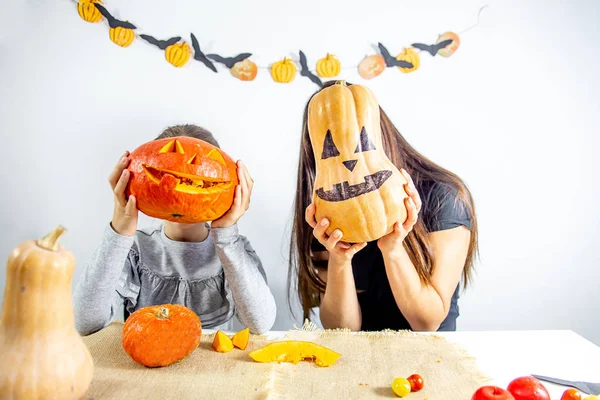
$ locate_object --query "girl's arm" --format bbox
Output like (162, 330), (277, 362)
(382, 227), (470, 331)
(212, 225), (276, 334)
(73, 223), (135, 336)
(305, 205), (366, 331)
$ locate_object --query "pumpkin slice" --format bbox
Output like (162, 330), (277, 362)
(232, 328), (250, 350)
(248, 341), (341, 367)
(212, 330), (234, 353)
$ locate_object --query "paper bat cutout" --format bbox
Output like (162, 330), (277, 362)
(207, 53), (252, 69)
(190, 33), (217, 72)
(377, 43), (414, 69)
(94, 4), (136, 29)
(140, 34), (181, 50)
(411, 39), (453, 56)
(299, 50), (323, 87)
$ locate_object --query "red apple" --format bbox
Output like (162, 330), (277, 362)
(472, 386), (516, 400)
(507, 376), (551, 400)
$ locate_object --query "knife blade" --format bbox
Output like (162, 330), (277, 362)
(531, 374), (600, 395)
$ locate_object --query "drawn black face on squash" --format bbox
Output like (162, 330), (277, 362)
(308, 81), (408, 243)
(316, 127), (392, 202)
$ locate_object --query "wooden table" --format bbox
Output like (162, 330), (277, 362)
(207, 328), (600, 399)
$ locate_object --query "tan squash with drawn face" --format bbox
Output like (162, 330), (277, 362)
(0, 226), (94, 399)
(308, 81), (408, 243)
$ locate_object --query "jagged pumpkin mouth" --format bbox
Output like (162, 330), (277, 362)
(143, 165), (233, 194)
(316, 170), (392, 202)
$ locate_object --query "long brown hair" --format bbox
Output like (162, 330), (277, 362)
(288, 81), (479, 321)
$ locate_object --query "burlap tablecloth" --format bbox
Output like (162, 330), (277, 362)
(81, 321), (491, 399)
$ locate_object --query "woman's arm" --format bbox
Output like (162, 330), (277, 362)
(305, 205), (366, 331)
(212, 225), (277, 334)
(382, 226), (470, 331)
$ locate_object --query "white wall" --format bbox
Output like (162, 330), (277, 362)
(1, 0), (599, 344)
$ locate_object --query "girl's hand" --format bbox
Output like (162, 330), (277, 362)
(108, 151), (138, 237)
(305, 203), (367, 263)
(212, 160), (254, 229)
(377, 169), (422, 257)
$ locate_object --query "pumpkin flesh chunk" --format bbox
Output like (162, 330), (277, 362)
(248, 341), (341, 367)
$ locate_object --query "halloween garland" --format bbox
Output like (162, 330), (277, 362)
(74, 0), (488, 86)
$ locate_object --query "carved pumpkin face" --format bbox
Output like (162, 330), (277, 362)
(126, 136), (238, 223)
(437, 32), (460, 57)
(358, 55), (386, 80)
(231, 58), (258, 81)
(308, 82), (408, 243)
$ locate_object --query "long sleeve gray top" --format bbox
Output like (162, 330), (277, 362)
(73, 223), (276, 335)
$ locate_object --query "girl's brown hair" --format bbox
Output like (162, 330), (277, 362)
(288, 81), (478, 321)
(156, 124), (220, 148)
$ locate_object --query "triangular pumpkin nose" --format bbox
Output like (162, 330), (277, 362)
(342, 160), (358, 172)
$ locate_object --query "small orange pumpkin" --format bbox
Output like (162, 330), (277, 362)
(437, 31), (460, 57)
(309, 81), (408, 243)
(271, 57), (297, 83)
(231, 58), (258, 81)
(316, 53), (341, 78)
(166, 41), (191, 67)
(396, 47), (420, 73)
(77, 0), (103, 23)
(126, 136), (238, 223)
(122, 304), (202, 367)
(358, 54), (386, 80)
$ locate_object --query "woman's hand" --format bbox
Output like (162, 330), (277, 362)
(108, 151), (138, 237)
(212, 160), (254, 229)
(305, 204), (367, 263)
(377, 169), (422, 257)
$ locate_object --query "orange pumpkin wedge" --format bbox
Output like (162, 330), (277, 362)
(212, 330), (234, 353)
(232, 328), (250, 350)
(248, 341), (341, 367)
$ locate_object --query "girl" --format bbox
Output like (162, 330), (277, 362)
(288, 81), (478, 332)
(74, 124), (276, 335)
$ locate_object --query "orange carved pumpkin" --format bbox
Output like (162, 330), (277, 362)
(126, 136), (238, 223)
(437, 32), (460, 57)
(308, 81), (408, 243)
(122, 304), (202, 367)
(358, 54), (386, 80)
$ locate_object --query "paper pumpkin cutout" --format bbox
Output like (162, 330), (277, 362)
(77, 0), (103, 23)
(377, 43), (414, 69)
(308, 81), (407, 243)
(358, 55), (386, 80)
(126, 136), (239, 223)
(140, 35), (190, 67)
(190, 33), (217, 72)
(230, 59), (258, 81)
(271, 58), (297, 83)
(206, 52), (257, 81)
(396, 47), (420, 73)
(94, 4), (136, 47)
(316, 54), (341, 78)
(437, 32), (460, 57)
(299, 51), (323, 87)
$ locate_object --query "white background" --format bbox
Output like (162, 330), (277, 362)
(1, 0), (599, 345)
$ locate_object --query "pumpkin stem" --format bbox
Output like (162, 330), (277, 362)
(158, 307), (170, 319)
(36, 225), (67, 251)
(336, 80), (347, 86)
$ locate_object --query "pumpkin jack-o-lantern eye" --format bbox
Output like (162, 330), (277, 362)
(206, 148), (226, 166)
(354, 127), (376, 153)
(187, 154), (202, 165)
(321, 130), (340, 160)
(159, 139), (185, 154)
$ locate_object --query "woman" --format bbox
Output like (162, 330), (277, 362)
(288, 81), (478, 332)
